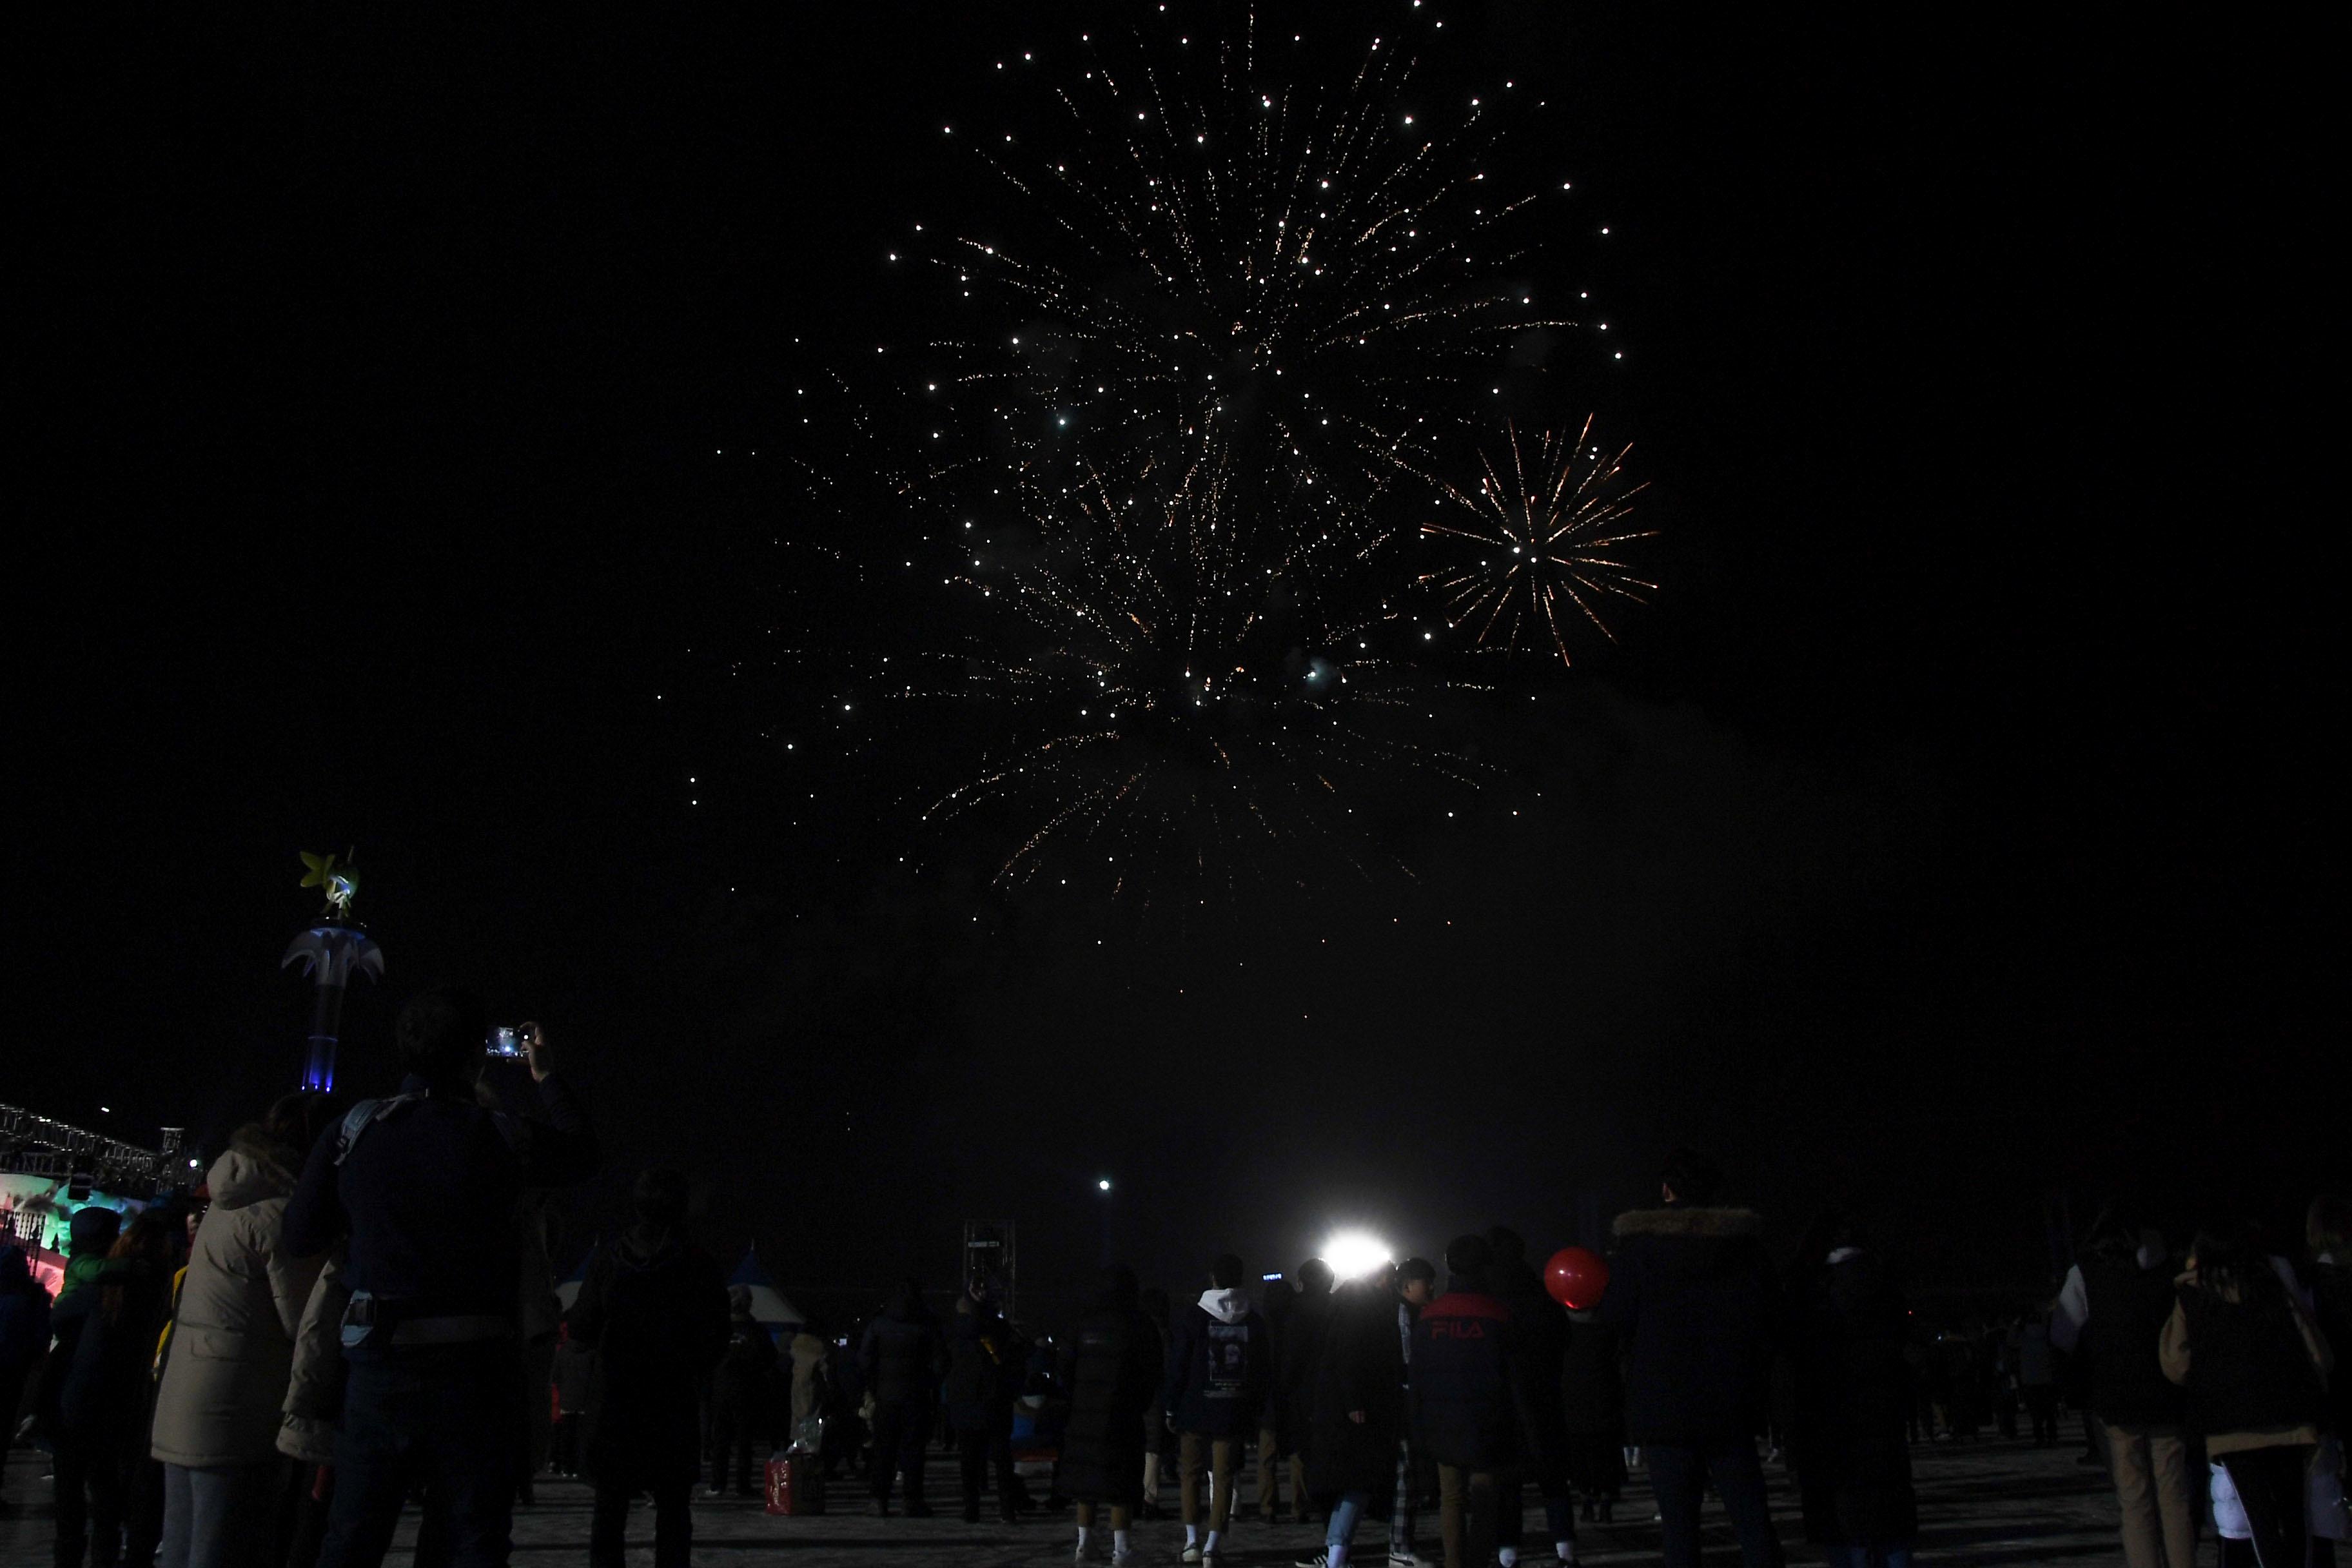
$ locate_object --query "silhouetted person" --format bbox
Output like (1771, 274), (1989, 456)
(1787, 1213), (1917, 1568)
(1271, 1261), (1334, 1524)
(0, 1243), (54, 1519)
(2050, 1206), (2195, 1568)
(1410, 1234), (1530, 1568)
(707, 1285), (778, 1496)
(1556, 1304), (1625, 1524)
(282, 995), (598, 1568)
(1386, 1258), (1439, 1567)
(944, 1282), (1022, 1523)
(1165, 1253), (1271, 1564)
(1596, 1148), (1781, 1568)
(859, 1279), (946, 1515)
(50, 1213), (175, 1568)
(1301, 1277), (1408, 1568)
(2161, 1221), (2332, 1568)
(1058, 1265), (1165, 1565)
(1488, 1225), (1578, 1566)
(571, 1168), (729, 1568)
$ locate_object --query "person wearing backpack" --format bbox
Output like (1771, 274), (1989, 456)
(1164, 1255), (1272, 1565)
(280, 994), (598, 1568)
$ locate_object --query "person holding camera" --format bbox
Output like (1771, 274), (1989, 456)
(282, 988), (598, 1568)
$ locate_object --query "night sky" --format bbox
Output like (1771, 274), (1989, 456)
(17, 4), (2335, 1318)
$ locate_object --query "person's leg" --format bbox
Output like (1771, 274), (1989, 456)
(1644, 1446), (1705, 1568)
(422, 1358), (517, 1568)
(1391, 1436), (1417, 1559)
(154, 1464), (193, 1568)
(122, 1458), (164, 1568)
(868, 1404), (905, 1505)
(957, 1429), (985, 1520)
(54, 1446), (92, 1568)
(1540, 1476), (1577, 1562)
(991, 1426), (1019, 1523)
(1703, 1438), (1778, 1568)
(86, 1447), (128, 1568)
(1208, 1437), (1237, 1540)
(650, 1480), (693, 1568)
(1327, 1490), (1367, 1567)
(2144, 1426), (2198, 1568)
(1181, 1432), (1206, 1534)
(1437, 1464), (1467, 1568)
(895, 1407), (931, 1512)
(1291, 1453), (1311, 1524)
(587, 1483), (629, 1568)
(1463, 1471), (1497, 1568)
(1257, 1428), (1282, 1521)
(2221, 1446), (2313, 1568)
(318, 1363), (420, 1568)
(2105, 1422), (2164, 1568)
(1493, 1472), (1522, 1562)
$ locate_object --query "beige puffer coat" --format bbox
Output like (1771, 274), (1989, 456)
(277, 1253), (349, 1466)
(148, 1136), (325, 1467)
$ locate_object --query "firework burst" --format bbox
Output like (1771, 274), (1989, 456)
(745, 5), (1647, 906)
(1418, 417), (1654, 667)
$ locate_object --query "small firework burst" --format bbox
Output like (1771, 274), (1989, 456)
(1419, 417), (1654, 666)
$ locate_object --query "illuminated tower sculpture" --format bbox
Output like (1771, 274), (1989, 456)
(280, 850), (383, 1093)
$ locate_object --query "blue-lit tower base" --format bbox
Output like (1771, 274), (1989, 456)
(281, 924), (384, 1093)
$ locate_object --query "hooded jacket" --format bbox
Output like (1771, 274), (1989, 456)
(1598, 1206), (1781, 1446)
(1164, 1288), (1271, 1437)
(151, 1135), (326, 1467)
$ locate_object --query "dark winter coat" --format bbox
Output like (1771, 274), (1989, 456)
(1597, 1206), (1781, 1446)
(712, 1308), (779, 1418)
(1057, 1300), (1164, 1505)
(2162, 1269), (2328, 1444)
(2079, 1255), (2186, 1427)
(570, 1228), (730, 1487)
(55, 1256), (174, 1455)
(859, 1289), (946, 1409)
(1493, 1260), (1568, 1462)
(1306, 1284), (1406, 1509)
(1164, 1289), (1271, 1437)
(281, 1073), (597, 1361)
(1411, 1280), (1529, 1470)
(944, 1304), (1023, 1431)
(1788, 1250), (1917, 1547)
(0, 1244), (52, 1376)
(1276, 1287), (1335, 1451)
(1557, 1313), (1624, 1437)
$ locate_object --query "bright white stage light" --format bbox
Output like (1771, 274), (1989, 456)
(1319, 1230), (1393, 1279)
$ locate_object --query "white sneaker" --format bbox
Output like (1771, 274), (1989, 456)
(1110, 1552), (1137, 1568)
(1389, 1553), (1435, 1568)
(1182, 1548), (1204, 1565)
(1295, 1554), (1332, 1568)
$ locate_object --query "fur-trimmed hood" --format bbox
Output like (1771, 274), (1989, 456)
(1612, 1206), (1763, 1240)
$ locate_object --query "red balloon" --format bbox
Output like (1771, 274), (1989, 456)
(1545, 1246), (1610, 1309)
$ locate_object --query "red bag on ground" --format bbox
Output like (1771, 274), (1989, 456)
(765, 1454), (824, 1516)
